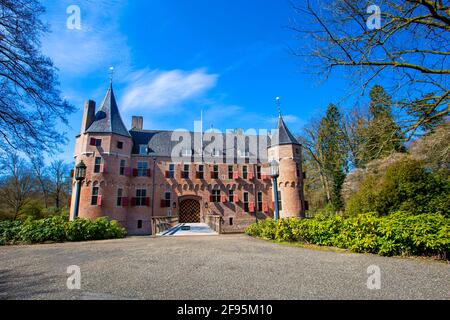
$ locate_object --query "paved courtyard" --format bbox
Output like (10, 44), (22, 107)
(0, 234), (448, 300)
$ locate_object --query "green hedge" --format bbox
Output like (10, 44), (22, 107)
(246, 212), (449, 258)
(0, 215), (126, 245)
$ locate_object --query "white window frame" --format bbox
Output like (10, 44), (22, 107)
(139, 145), (148, 155)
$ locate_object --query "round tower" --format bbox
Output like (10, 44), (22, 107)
(70, 82), (132, 228)
(267, 113), (305, 219)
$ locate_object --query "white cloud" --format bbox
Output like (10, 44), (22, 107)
(41, 0), (130, 76)
(120, 69), (219, 111)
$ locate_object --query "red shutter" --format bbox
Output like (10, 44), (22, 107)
(97, 195), (102, 206)
(233, 195), (239, 204)
(123, 167), (130, 177)
(133, 168), (138, 177)
(70, 170), (74, 178)
(99, 164), (105, 173)
(165, 171), (170, 178)
(122, 197), (129, 207)
(145, 197), (151, 207)
(160, 199), (166, 208)
(210, 195), (214, 202)
(233, 171), (239, 180)
(263, 202), (269, 213)
(248, 172), (254, 180)
(89, 138), (96, 146)
(249, 202), (255, 213)
(146, 168), (152, 177)
(131, 197), (136, 207)
(220, 195), (226, 203)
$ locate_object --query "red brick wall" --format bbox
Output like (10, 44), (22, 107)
(72, 132), (304, 235)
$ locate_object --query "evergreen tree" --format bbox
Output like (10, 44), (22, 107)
(357, 85), (405, 166)
(316, 104), (347, 210)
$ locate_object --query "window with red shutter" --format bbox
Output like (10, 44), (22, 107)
(99, 164), (105, 173)
(145, 197), (151, 207)
(248, 171), (254, 180)
(97, 195), (102, 206)
(122, 197), (129, 207)
(233, 195), (239, 204)
(133, 168), (138, 177)
(233, 171), (239, 180)
(220, 195), (226, 203)
(263, 202), (269, 212)
(146, 168), (152, 177)
(131, 197), (136, 207)
(89, 137), (96, 146)
(124, 167), (131, 177)
(249, 202), (255, 213)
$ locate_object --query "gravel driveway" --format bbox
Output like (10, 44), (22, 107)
(0, 235), (448, 300)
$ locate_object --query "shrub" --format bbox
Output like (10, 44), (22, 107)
(0, 215), (126, 245)
(19, 215), (68, 243)
(246, 212), (449, 259)
(0, 220), (23, 245)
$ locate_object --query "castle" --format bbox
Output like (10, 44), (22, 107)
(70, 82), (306, 234)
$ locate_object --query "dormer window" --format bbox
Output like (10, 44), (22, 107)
(238, 149), (249, 158)
(117, 141), (123, 149)
(212, 148), (220, 157)
(139, 145), (147, 155)
(182, 148), (193, 157)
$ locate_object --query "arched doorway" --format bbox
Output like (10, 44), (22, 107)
(179, 199), (201, 223)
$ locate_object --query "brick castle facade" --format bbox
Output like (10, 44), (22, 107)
(70, 82), (306, 234)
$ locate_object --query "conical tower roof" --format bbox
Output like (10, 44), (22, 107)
(86, 83), (130, 137)
(271, 114), (300, 146)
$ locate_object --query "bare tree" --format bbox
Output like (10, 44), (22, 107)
(299, 119), (333, 204)
(409, 121), (450, 176)
(0, 0), (74, 154)
(290, 0), (449, 138)
(48, 160), (70, 210)
(30, 153), (50, 208)
(0, 153), (34, 219)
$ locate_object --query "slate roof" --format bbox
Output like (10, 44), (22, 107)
(129, 114), (300, 156)
(270, 114), (300, 146)
(86, 83), (131, 137)
(130, 130), (177, 156)
(130, 129), (272, 158)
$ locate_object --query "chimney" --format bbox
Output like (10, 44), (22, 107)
(132, 116), (143, 131)
(81, 100), (96, 133)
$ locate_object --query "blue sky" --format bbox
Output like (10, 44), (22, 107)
(41, 0), (350, 163)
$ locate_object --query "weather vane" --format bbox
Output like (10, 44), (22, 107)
(276, 96), (281, 115)
(109, 66), (114, 83)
